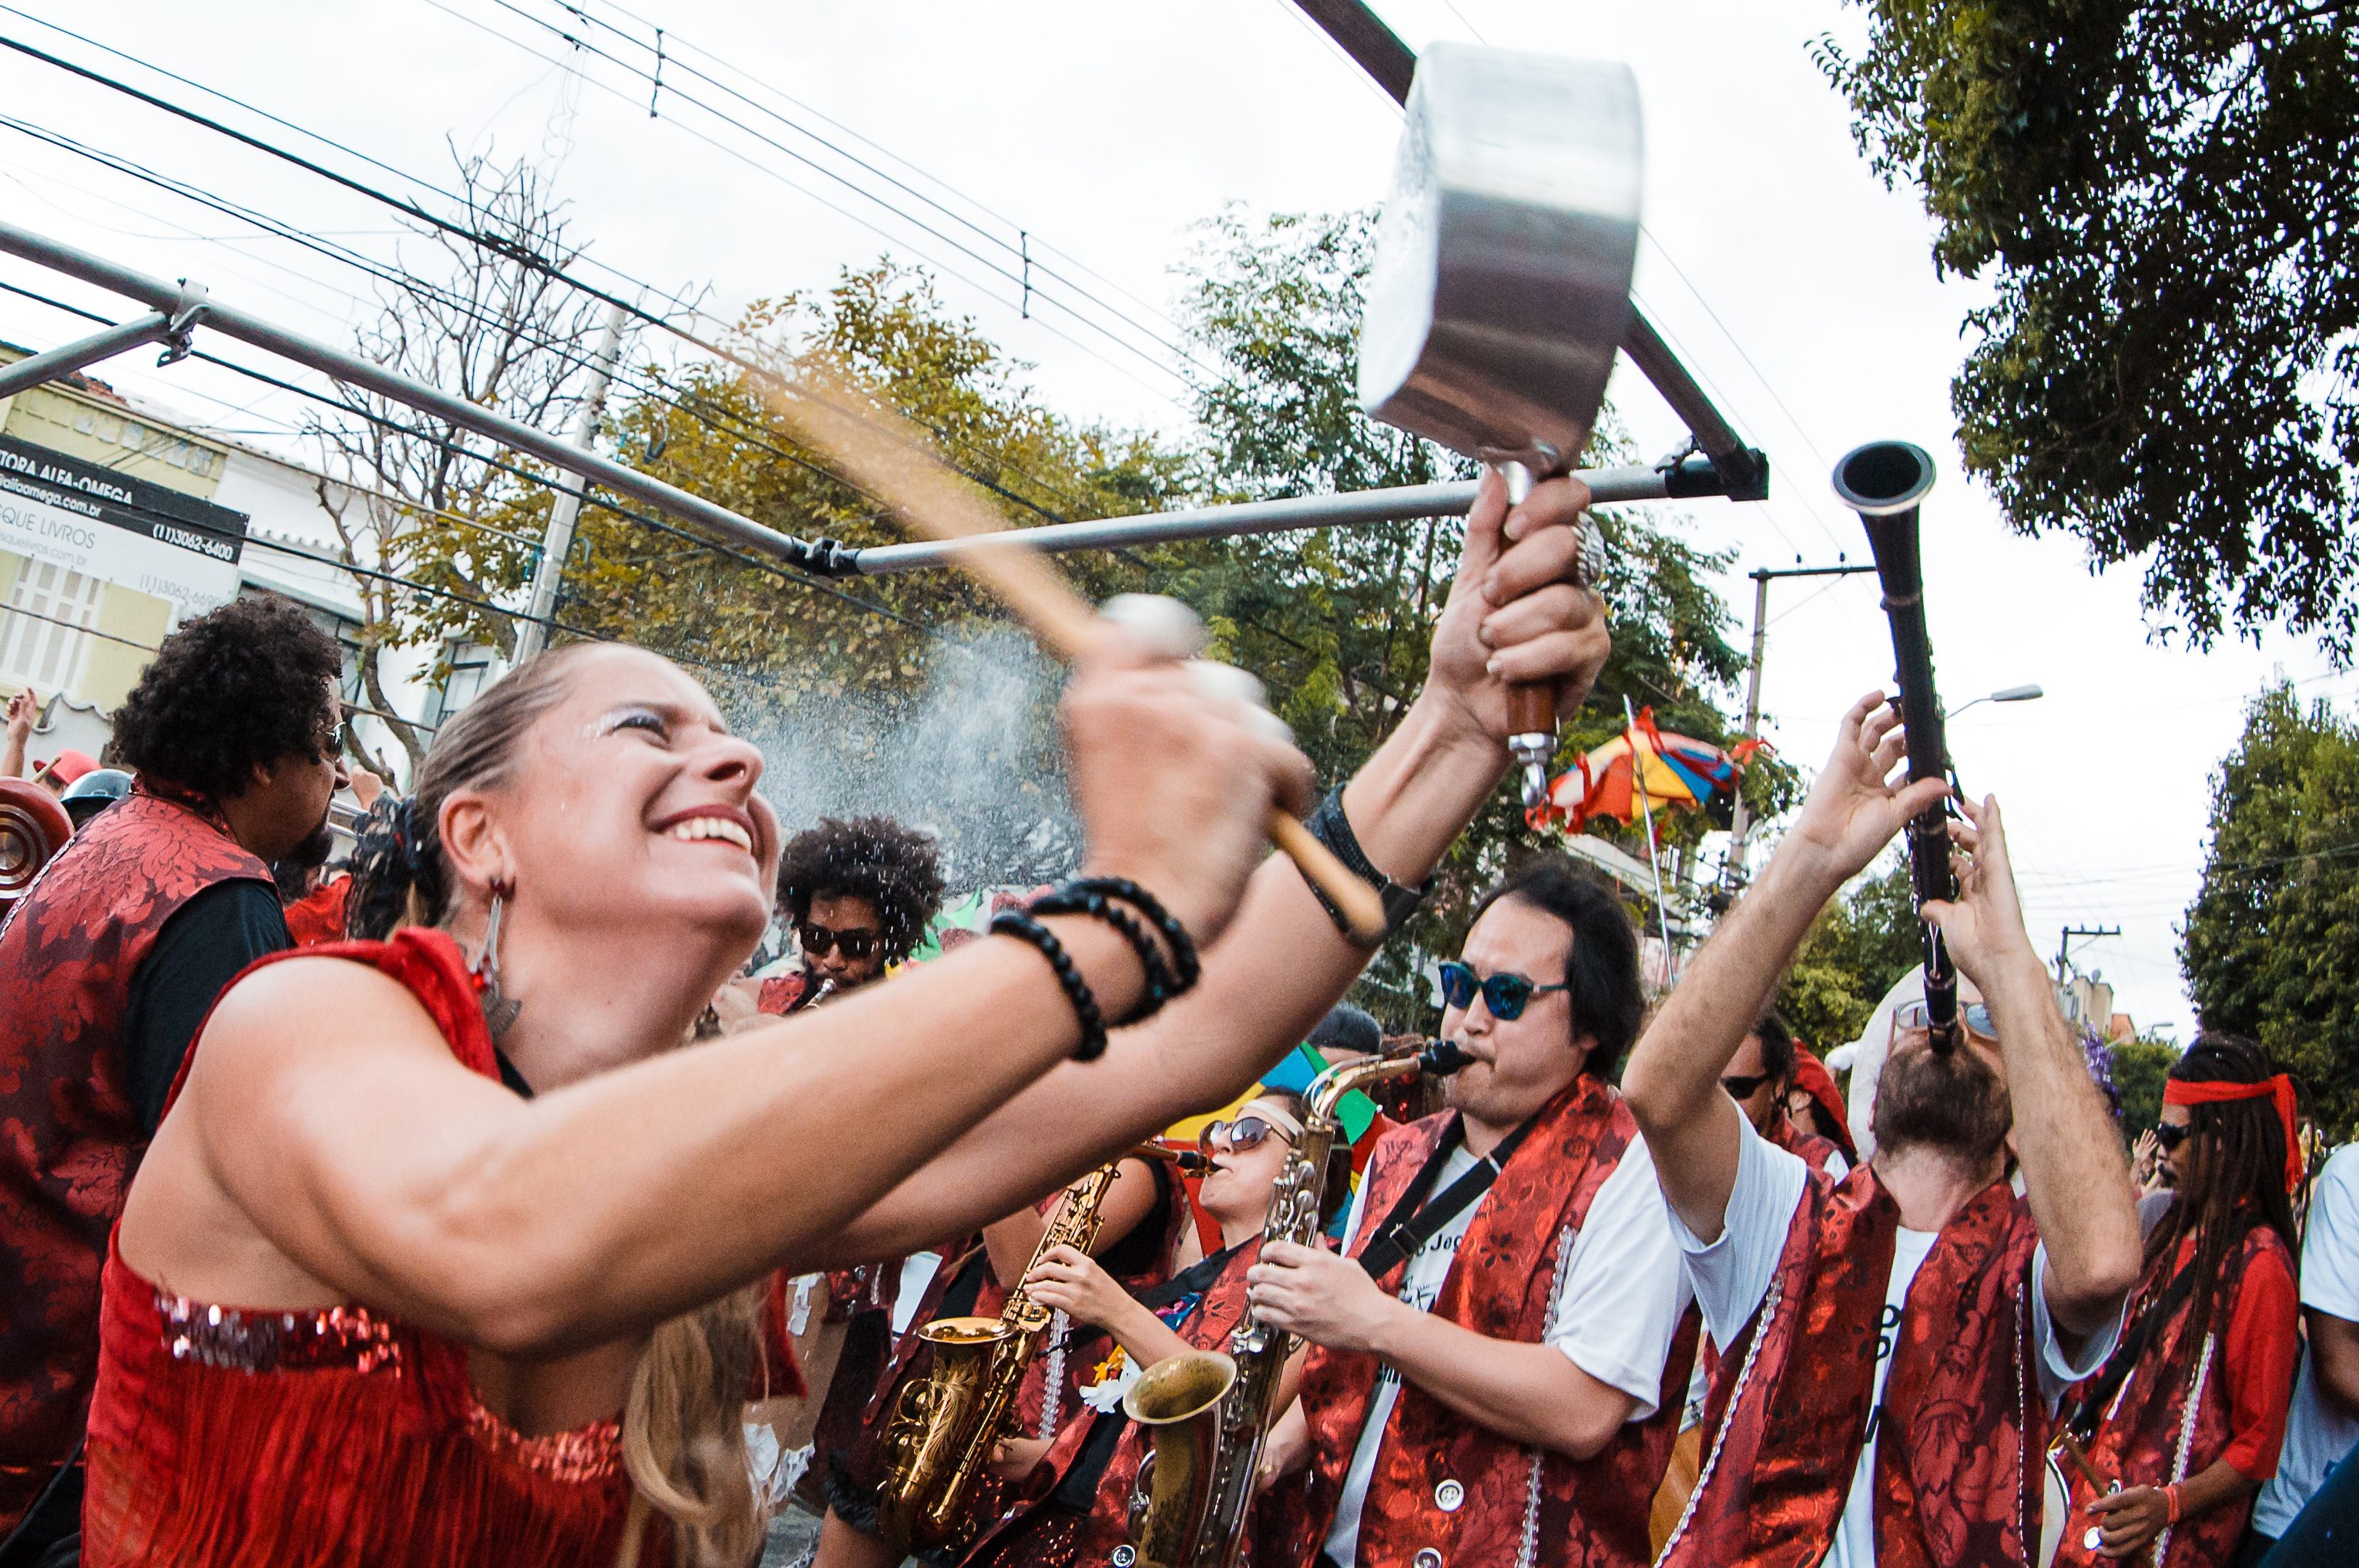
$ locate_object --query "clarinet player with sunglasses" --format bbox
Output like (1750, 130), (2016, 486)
(1249, 859), (1701, 1568)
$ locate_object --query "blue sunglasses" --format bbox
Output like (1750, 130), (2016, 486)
(1438, 960), (1568, 1022)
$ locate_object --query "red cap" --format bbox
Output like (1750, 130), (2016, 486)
(33, 749), (97, 786)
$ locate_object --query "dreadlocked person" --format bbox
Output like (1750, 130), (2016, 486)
(0, 595), (346, 1559)
(2050, 1037), (2299, 1568)
(762, 815), (947, 1013)
(1627, 693), (2143, 1568)
(74, 467), (1608, 1567)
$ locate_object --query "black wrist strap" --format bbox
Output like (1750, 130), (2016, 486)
(1303, 787), (1430, 944)
(990, 910), (1109, 1061)
(1353, 1111), (1539, 1282)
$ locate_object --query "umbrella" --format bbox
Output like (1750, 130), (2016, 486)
(1539, 706), (1766, 833)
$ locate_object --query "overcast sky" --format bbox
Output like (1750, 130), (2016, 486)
(1, 0), (2346, 1042)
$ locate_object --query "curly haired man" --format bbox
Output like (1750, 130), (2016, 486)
(0, 592), (346, 1553)
(759, 814), (946, 1013)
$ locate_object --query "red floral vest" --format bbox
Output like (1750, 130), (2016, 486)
(1769, 1116), (1843, 1175)
(2053, 1220), (2292, 1568)
(1272, 1078), (1698, 1568)
(0, 783), (269, 1531)
(1658, 1169), (2044, 1568)
(963, 1238), (1263, 1568)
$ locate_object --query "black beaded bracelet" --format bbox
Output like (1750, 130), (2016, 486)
(1027, 886), (1181, 1021)
(990, 908), (1109, 1061)
(1062, 876), (1201, 991)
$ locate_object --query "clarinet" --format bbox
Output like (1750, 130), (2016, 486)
(1832, 441), (1961, 1055)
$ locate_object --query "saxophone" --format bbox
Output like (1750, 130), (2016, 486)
(877, 1144), (1185, 1553)
(1124, 1039), (1472, 1568)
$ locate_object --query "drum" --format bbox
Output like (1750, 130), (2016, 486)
(0, 777), (73, 915)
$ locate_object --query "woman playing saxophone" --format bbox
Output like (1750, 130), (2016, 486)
(957, 1086), (1349, 1568)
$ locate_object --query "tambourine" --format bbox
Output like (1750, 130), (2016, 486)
(0, 777), (73, 915)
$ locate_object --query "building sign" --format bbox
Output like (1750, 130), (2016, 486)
(0, 435), (250, 711)
(0, 433), (247, 614)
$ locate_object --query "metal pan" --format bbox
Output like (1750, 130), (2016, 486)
(1358, 42), (1644, 478)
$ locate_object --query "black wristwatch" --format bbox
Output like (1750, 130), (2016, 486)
(1302, 787), (1431, 944)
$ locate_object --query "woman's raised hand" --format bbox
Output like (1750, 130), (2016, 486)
(1063, 625), (1314, 946)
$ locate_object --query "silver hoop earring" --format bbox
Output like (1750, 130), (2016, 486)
(473, 881), (521, 1040)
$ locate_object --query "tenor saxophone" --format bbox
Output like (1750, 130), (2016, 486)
(877, 1145), (1184, 1553)
(1124, 1039), (1471, 1568)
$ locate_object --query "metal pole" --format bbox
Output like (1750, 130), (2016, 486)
(1718, 562), (1876, 889)
(1724, 568), (1773, 875)
(0, 313), (172, 399)
(0, 219), (816, 568)
(1625, 694), (1677, 980)
(514, 302), (627, 662)
(833, 454), (1736, 575)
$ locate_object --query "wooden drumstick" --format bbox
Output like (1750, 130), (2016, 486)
(753, 370), (1390, 945)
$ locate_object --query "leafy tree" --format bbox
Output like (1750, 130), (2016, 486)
(1815, 3), (2359, 657)
(306, 152), (608, 775)
(2182, 682), (2359, 1133)
(1170, 208), (1789, 1023)
(2110, 1035), (2181, 1140)
(1773, 859), (1920, 1052)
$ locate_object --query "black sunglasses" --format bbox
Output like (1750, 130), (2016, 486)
(1438, 960), (1568, 1022)
(799, 922), (880, 962)
(2153, 1122), (2194, 1152)
(1721, 1071), (1775, 1099)
(1198, 1115), (1296, 1158)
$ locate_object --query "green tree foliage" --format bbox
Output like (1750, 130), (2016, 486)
(1172, 208), (1788, 1021)
(552, 262), (1184, 693)
(1815, 3), (2359, 656)
(1774, 860), (1920, 1052)
(2109, 1036), (2181, 1139)
(2182, 682), (2359, 1133)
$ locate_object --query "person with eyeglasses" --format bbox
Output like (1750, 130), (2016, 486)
(2047, 1035), (2299, 1568)
(1626, 693), (2142, 1568)
(959, 1090), (1336, 1568)
(0, 593), (348, 1557)
(1247, 859), (1699, 1568)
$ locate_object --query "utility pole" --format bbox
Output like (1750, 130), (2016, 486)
(2056, 925), (2122, 984)
(1723, 560), (1878, 886)
(514, 302), (628, 663)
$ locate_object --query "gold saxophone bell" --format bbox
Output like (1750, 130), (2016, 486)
(875, 1146), (1173, 1552)
(1123, 1352), (1238, 1568)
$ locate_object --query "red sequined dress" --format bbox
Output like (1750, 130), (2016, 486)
(81, 928), (659, 1567)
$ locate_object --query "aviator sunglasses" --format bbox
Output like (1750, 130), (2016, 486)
(1437, 960), (1567, 1022)
(799, 922), (881, 962)
(1198, 1115), (1297, 1158)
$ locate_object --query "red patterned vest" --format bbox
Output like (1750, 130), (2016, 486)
(1768, 1115), (1843, 1175)
(1273, 1078), (1699, 1568)
(1658, 1169), (2045, 1568)
(0, 782), (270, 1531)
(2053, 1220), (2293, 1568)
(963, 1238), (1262, 1568)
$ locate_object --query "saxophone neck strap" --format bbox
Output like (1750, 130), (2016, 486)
(1354, 1112), (1537, 1283)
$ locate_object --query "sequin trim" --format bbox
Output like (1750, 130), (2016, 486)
(462, 1399), (626, 1485)
(158, 1291), (404, 1374)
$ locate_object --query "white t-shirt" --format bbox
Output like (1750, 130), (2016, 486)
(2254, 1144), (2359, 1536)
(1323, 1130), (1692, 1567)
(1674, 1116), (2117, 1568)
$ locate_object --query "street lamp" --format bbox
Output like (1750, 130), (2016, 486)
(1947, 683), (2045, 719)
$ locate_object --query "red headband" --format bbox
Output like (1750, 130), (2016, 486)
(2162, 1074), (2301, 1193)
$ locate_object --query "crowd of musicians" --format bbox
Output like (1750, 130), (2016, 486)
(1, 473), (2355, 1568)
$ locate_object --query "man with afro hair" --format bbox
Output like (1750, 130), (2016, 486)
(0, 592), (346, 1550)
(757, 813), (945, 1013)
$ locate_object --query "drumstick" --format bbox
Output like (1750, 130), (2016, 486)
(754, 369), (1389, 945)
